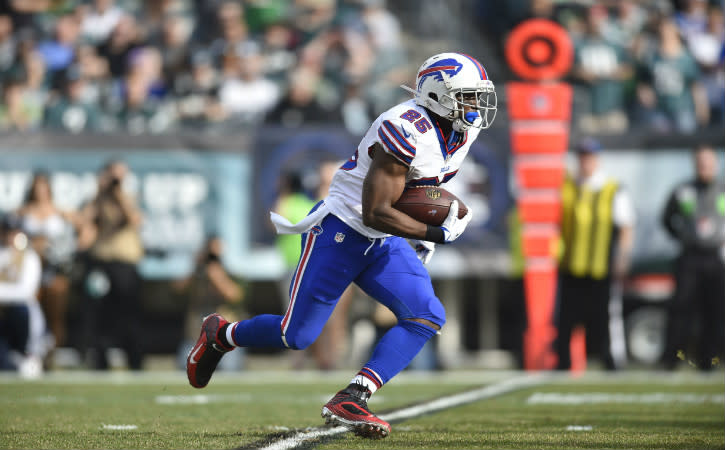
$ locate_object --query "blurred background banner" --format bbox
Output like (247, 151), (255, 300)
(0, 146), (251, 279)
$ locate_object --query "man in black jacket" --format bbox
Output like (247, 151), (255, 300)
(661, 144), (725, 370)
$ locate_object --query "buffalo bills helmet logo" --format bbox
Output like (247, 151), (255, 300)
(417, 58), (463, 90)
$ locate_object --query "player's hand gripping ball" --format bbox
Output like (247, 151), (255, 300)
(393, 186), (468, 227)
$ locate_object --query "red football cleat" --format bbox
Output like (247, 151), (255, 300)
(186, 314), (233, 388)
(321, 383), (391, 439)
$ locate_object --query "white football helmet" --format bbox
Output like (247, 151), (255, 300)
(401, 53), (497, 132)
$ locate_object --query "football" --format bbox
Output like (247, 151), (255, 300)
(393, 186), (468, 227)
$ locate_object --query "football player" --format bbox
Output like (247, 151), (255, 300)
(186, 53), (497, 438)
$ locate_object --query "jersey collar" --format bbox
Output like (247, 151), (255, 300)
(428, 112), (467, 159)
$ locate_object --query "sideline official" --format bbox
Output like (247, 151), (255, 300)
(554, 138), (635, 370)
(661, 144), (725, 370)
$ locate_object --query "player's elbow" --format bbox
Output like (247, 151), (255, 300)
(362, 205), (389, 229)
(362, 210), (376, 228)
(361, 206), (378, 228)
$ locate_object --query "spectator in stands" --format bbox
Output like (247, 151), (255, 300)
(16, 172), (76, 369)
(44, 65), (101, 133)
(259, 20), (298, 88)
(605, 0), (647, 50)
(0, 14), (15, 76)
(208, 1), (251, 63)
(115, 47), (175, 134)
(189, 0), (226, 45)
(266, 65), (339, 127)
(243, 0), (288, 34)
(73, 43), (111, 109)
(36, 13), (79, 74)
(97, 14), (144, 79)
(0, 0), (47, 34)
(16, 48), (47, 126)
(175, 234), (245, 371)
(291, 0), (337, 45)
(674, 0), (709, 44)
(684, 5), (724, 126)
(217, 44), (280, 126)
(359, 0), (409, 113)
(138, 0), (189, 41)
(78, 160), (145, 370)
(340, 81), (373, 135)
(80, 0), (123, 45)
(0, 213), (45, 378)
(573, 5), (633, 134)
(173, 50), (224, 128)
(0, 70), (41, 132)
(661, 144), (725, 371)
(155, 13), (191, 90)
(635, 18), (709, 133)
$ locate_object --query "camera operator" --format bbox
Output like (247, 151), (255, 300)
(78, 160), (145, 370)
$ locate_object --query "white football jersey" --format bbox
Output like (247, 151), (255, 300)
(325, 99), (481, 238)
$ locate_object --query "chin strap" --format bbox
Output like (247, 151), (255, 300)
(452, 118), (469, 132)
(452, 111), (481, 132)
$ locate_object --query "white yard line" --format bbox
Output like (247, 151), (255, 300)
(101, 424), (138, 430)
(259, 374), (550, 450)
(527, 392), (725, 404)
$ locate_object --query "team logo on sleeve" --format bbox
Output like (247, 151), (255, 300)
(417, 58), (463, 90)
(310, 225), (323, 235)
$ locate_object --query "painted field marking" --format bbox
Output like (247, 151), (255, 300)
(155, 393), (253, 404)
(527, 392), (725, 405)
(566, 425), (593, 431)
(101, 424), (138, 430)
(258, 373), (550, 450)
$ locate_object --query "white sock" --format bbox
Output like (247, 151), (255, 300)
(225, 322), (238, 347)
(350, 371), (380, 394)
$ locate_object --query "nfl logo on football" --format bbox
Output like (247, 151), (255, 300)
(334, 232), (345, 243)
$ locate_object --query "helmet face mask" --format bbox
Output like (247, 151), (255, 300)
(402, 53), (497, 132)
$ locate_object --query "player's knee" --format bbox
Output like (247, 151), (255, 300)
(282, 328), (317, 350)
(427, 297), (446, 328)
(406, 317), (441, 331)
(404, 297), (446, 331)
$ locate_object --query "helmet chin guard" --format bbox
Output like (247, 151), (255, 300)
(401, 53), (497, 131)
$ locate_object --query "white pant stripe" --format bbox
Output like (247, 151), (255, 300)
(281, 232), (317, 341)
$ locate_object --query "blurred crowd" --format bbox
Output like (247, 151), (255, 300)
(557, 0), (724, 134)
(0, 0), (722, 136)
(0, 0), (408, 135)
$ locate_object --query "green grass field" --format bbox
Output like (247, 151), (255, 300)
(1, 370), (723, 449)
